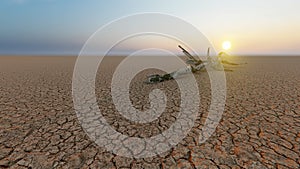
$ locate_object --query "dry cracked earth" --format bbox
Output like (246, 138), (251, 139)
(0, 56), (299, 169)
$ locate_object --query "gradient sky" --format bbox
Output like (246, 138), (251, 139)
(1, 0), (300, 55)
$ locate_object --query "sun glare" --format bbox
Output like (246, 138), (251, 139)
(222, 41), (231, 50)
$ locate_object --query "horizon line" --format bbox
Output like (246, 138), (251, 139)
(1, 54), (300, 57)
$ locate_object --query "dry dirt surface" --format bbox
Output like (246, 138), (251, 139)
(0, 56), (299, 168)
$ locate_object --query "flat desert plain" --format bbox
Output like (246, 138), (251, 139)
(0, 56), (299, 168)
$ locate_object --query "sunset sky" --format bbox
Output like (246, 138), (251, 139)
(1, 0), (300, 55)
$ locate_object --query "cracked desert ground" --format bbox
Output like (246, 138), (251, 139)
(0, 56), (299, 169)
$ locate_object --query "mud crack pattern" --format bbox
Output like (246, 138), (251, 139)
(0, 56), (299, 168)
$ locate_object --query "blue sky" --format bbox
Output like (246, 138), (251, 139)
(0, 0), (300, 55)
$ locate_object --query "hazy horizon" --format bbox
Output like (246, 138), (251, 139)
(1, 0), (300, 56)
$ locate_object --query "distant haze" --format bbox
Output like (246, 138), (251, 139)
(0, 0), (299, 56)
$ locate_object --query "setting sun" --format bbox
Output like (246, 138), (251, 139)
(222, 41), (231, 50)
